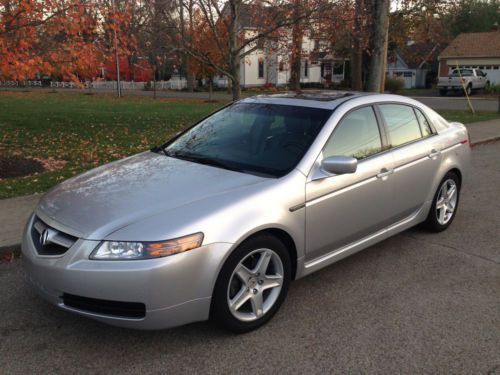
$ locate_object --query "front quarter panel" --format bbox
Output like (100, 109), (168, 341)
(106, 169), (307, 270)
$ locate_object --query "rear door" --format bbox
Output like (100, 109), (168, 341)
(377, 104), (442, 222)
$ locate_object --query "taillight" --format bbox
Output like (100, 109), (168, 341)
(461, 132), (472, 147)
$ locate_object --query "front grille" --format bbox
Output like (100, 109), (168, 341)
(31, 216), (78, 256)
(62, 293), (146, 319)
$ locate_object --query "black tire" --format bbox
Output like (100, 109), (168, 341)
(465, 84), (472, 96)
(439, 89), (447, 96)
(210, 234), (291, 333)
(423, 171), (461, 232)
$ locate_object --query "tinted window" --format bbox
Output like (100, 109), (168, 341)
(379, 104), (422, 147)
(165, 103), (332, 177)
(451, 69), (473, 77)
(414, 108), (433, 137)
(323, 106), (382, 160)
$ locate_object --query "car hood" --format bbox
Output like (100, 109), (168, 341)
(37, 152), (268, 239)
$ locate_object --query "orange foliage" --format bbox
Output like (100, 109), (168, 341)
(0, 0), (134, 82)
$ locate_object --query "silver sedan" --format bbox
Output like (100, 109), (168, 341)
(22, 92), (470, 332)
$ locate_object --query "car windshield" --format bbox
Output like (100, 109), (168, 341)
(451, 69), (473, 77)
(163, 102), (332, 177)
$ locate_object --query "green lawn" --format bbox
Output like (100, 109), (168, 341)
(0, 91), (498, 199)
(0, 92), (221, 198)
(435, 110), (500, 124)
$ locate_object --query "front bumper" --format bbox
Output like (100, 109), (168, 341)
(21, 214), (233, 330)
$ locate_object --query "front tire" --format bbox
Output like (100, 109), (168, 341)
(211, 234), (291, 333)
(439, 89), (447, 96)
(423, 172), (461, 232)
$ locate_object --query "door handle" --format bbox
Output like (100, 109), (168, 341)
(376, 168), (393, 179)
(428, 149), (441, 158)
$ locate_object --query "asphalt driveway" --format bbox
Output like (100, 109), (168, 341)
(0, 143), (499, 374)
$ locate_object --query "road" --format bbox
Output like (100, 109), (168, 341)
(0, 143), (499, 374)
(1, 87), (499, 112)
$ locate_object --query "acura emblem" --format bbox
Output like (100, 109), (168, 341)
(39, 229), (53, 246)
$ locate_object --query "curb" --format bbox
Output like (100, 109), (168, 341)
(471, 136), (500, 147)
(0, 137), (499, 260)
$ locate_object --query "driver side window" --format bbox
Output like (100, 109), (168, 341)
(323, 106), (383, 160)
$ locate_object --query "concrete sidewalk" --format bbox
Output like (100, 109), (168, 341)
(465, 119), (500, 145)
(1, 119), (499, 252)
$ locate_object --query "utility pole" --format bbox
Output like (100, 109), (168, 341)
(112, 0), (121, 97)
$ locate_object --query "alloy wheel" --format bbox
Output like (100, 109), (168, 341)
(435, 179), (458, 225)
(227, 248), (284, 322)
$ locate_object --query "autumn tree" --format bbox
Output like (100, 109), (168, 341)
(0, 0), (133, 83)
(169, 0), (317, 100)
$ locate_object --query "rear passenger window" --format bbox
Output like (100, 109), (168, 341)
(323, 106), (382, 160)
(379, 104), (422, 147)
(414, 108), (433, 137)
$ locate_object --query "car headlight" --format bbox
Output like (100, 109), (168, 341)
(90, 232), (204, 260)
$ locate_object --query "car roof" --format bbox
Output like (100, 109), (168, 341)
(240, 91), (374, 110)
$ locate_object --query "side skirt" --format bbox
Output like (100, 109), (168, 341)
(296, 201), (431, 279)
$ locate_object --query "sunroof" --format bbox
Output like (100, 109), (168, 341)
(268, 91), (356, 102)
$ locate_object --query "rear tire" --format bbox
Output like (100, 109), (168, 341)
(465, 84), (472, 96)
(211, 234), (291, 333)
(423, 172), (461, 232)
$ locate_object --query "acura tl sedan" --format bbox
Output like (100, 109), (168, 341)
(22, 92), (470, 332)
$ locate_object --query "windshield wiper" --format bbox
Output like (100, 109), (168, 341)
(171, 152), (243, 172)
(151, 145), (173, 158)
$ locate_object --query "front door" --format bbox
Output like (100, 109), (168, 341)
(305, 106), (394, 261)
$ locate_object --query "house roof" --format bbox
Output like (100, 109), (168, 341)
(440, 31), (500, 59)
(393, 42), (440, 69)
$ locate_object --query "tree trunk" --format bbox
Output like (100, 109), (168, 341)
(186, 55), (195, 92)
(379, 18), (389, 92)
(366, 0), (390, 93)
(351, 0), (363, 91)
(231, 81), (240, 100)
(290, 5), (303, 91)
(228, 0), (241, 101)
(208, 77), (213, 102)
(153, 75), (157, 99)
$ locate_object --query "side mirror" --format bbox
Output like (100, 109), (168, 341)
(321, 156), (357, 175)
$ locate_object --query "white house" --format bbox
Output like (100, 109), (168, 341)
(386, 42), (439, 89)
(214, 7), (348, 89)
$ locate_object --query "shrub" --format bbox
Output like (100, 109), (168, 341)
(385, 77), (405, 93)
(484, 83), (500, 95)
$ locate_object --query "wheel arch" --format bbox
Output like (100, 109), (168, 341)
(231, 228), (299, 280)
(448, 167), (462, 187)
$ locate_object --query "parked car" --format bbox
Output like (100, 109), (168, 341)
(437, 68), (489, 96)
(22, 92), (471, 332)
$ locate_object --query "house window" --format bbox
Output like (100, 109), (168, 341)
(333, 62), (343, 75)
(258, 58), (264, 78)
(279, 60), (284, 72)
(304, 59), (309, 77)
